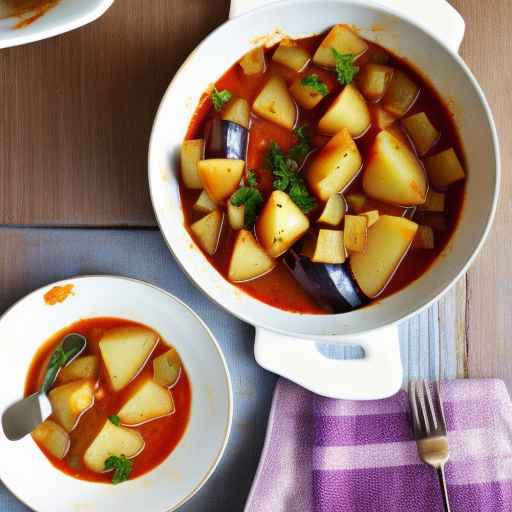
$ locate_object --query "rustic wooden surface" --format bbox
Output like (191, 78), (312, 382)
(0, 0), (230, 226)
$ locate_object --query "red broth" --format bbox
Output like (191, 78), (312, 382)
(25, 317), (191, 483)
(180, 30), (465, 314)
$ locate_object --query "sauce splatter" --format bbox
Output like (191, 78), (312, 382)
(44, 284), (74, 305)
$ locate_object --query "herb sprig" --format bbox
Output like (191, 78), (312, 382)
(105, 455), (133, 485)
(210, 86), (232, 111)
(300, 74), (329, 97)
(230, 171), (264, 229)
(108, 415), (121, 426)
(288, 126), (312, 163)
(332, 48), (359, 85)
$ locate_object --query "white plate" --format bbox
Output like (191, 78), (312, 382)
(0, 275), (233, 512)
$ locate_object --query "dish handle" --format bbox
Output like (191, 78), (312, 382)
(229, 0), (465, 52)
(254, 325), (402, 399)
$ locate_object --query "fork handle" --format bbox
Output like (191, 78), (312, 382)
(437, 466), (452, 512)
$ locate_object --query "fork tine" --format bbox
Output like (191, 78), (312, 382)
(434, 381), (448, 433)
(408, 380), (421, 437)
(416, 379), (431, 435)
(423, 380), (439, 432)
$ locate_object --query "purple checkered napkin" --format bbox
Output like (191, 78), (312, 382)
(245, 378), (512, 512)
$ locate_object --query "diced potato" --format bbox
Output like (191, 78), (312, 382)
(84, 420), (144, 473)
(197, 159), (245, 202)
(412, 225), (435, 249)
(402, 112), (440, 156)
(57, 355), (99, 385)
(424, 148), (465, 189)
(99, 326), (159, 392)
(346, 193), (367, 213)
(253, 76), (297, 129)
(317, 194), (346, 226)
(272, 40), (310, 72)
(313, 24), (368, 67)
(153, 348), (182, 388)
(118, 379), (175, 426)
(290, 78), (330, 110)
(414, 212), (448, 231)
(311, 230), (346, 264)
(190, 210), (224, 255)
(350, 215), (418, 297)
(418, 190), (445, 212)
(193, 190), (217, 214)
(361, 210), (379, 227)
(382, 70), (420, 117)
(256, 190), (310, 258)
(228, 199), (245, 230)
(240, 47), (266, 75)
(222, 98), (250, 129)
(363, 130), (427, 206)
(306, 128), (362, 201)
(228, 229), (276, 282)
(344, 215), (368, 252)
(318, 84), (371, 137)
(373, 106), (396, 130)
(181, 139), (204, 189)
(357, 63), (394, 101)
(49, 380), (95, 432)
(32, 420), (70, 459)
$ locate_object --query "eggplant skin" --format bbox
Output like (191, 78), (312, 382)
(205, 118), (248, 161)
(284, 249), (367, 313)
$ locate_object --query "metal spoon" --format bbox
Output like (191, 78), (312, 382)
(1, 333), (87, 441)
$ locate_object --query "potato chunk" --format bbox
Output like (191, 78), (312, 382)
(181, 139), (204, 189)
(84, 420), (144, 473)
(240, 47), (265, 75)
(256, 190), (310, 258)
(418, 190), (445, 212)
(373, 106), (396, 130)
(317, 194), (346, 226)
(382, 70), (420, 117)
(318, 84), (370, 137)
(118, 379), (175, 426)
(99, 326), (159, 392)
(357, 63), (394, 101)
(363, 130), (427, 206)
(272, 40), (310, 72)
(190, 210), (224, 255)
(350, 215), (418, 297)
(193, 190), (217, 214)
(312, 230), (346, 264)
(153, 348), (182, 388)
(307, 128), (362, 201)
(361, 210), (379, 227)
(313, 24), (368, 67)
(197, 159), (245, 202)
(222, 98), (250, 129)
(346, 193), (367, 213)
(228, 229), (275, 282)
(344, 215), (368, 252)
(49, 380), (95, 432)
(290, 77), (330, 110)
(32, 420), (70, 459)
(402, 112), (440, 156)
(227, 199), (245, 230)
(424, 148), (465, 189)
(253, 76), (297, 129)
(57, 355), (99, 385)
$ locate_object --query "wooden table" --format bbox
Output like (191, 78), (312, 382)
(0, 0), (510, 510)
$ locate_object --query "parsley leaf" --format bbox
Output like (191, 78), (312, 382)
(246, 170), (258, 188)
(300, 74), (329, 96)
(105, 455), (133, 485)
(288, 125), (312, 163)
(332, 49), (359, 85)
(231, 187), (263, 229)
(265, 142), (316, 213)
(108, 415), (121, 426)
(210, 86), (232, 111)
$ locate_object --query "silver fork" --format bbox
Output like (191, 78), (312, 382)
(408, 380), (451, 512)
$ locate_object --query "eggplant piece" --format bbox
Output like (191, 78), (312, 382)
(284, 248), (367, 313)
(205, 117), (248, 161)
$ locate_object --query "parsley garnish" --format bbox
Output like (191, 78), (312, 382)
(266, 142), (316, 213)
(210, 86), (232, 111)
(105, 455), (133, 485)
(231, 187), (263, 229)
(300, 74), (329, 96)
(288, 125), (312, 163)
(108, 415), (121, 426)
(246, 170), (258, 188)
(332, 49), (359, 85)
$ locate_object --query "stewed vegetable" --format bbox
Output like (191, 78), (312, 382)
(179, 24), (466, 314)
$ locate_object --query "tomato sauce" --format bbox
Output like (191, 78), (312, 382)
(25, 317), (191, 483)
(180, 31), (465, 314)
(1, 0), (60, 28)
